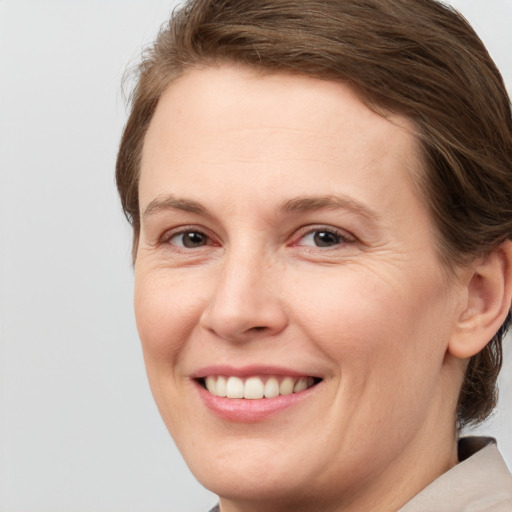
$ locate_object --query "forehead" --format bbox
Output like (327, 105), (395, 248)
(139, 64), (423, 214)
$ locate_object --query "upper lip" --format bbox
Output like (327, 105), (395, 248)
(190, 365), (322, 380)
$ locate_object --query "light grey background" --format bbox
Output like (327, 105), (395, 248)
(0, 1), (510, 511)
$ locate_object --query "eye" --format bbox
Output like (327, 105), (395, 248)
(168, 230), (209, 248)
(303, 230), (341, 247)
(295, 227), (353, 248)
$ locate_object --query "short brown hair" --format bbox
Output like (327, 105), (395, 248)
(116, 0), (512, 427)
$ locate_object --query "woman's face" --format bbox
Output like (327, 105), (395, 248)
(135, 65), (466, 510)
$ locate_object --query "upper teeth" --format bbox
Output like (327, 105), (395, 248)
(204, 375), (314, 399)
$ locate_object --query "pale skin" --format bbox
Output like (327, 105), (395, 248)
(134, 64), (512, 512)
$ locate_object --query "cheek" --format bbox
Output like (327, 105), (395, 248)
(133, 269), (208, 437)
(292, 269), (453, 450)
(134, 269), (203, 370)
(293, 263), (452, 383)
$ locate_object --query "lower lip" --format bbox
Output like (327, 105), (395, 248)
(194, 381), (318, 422)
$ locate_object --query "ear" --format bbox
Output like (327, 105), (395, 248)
(448, 240), (512, 359)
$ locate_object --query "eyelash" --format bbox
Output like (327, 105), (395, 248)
(160, 226), (215, 249)
(290, 225), (355, 249)
(160, 225), (355, 251)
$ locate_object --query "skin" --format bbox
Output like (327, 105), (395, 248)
(134, 64), (490, 512)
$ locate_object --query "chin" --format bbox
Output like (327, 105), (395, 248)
(175, 432), (322, 502)
(193, 463), (315, 508)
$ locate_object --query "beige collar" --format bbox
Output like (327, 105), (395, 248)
(399, 437), (512, 512)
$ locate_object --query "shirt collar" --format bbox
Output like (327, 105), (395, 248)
(399, 437), (512, 511)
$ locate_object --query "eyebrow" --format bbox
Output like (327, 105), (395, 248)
(142, 193), (378, 221)
(143, 195), (207, 218)
(279, 195), (378, 220)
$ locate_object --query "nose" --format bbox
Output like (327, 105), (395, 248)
(199, 248), (288, 343)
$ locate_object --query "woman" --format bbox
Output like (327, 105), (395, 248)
(116, 0), (512, 510)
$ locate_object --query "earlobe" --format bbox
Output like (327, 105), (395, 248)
(449, 240), (512, 359)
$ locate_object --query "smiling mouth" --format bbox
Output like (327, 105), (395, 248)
(198, 375), (322, 399)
